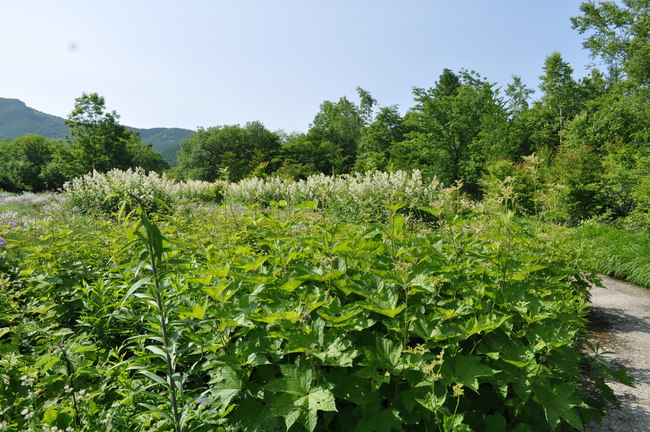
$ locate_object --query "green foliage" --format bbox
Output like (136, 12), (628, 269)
(306, 96), (366, 175)
(273, 133), (323, 179)
(64, 93), (171, 179)
(126, 138), (171, 174)
(64, 93), (137, 176)
(505, 76), (535, 116)
(273, 94), (370, 178)
(0, 194), (628, 431)
(547, 141), (650, 224)
(394, 69), (511, 196)
(480, 156), (544, 216)
(0, 135), (69, 192)
(561, 82), (650, 155)
(568, 221), (650, 287)
(176, 122), (280, 183)
(571, 0), (650, 84)
(538, 52), (583, 143)
(550, 145), (604, 221)
(355, 106), (406, 173)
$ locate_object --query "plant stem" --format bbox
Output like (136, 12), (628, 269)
(145, 227), (182, 432)
(58, 342), (81, 429)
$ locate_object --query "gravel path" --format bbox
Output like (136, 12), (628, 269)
(586, 276), (650, 431)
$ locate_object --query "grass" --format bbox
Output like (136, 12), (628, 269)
(568, 221), (650, 288)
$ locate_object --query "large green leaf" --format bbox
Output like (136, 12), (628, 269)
(230, 398), (282, 432)
(363, 337), (403, 373)
(210, 365), (242, 407)
(462, 313), (512, 338)
(357, 278), (405, 318)
(440, 354), (496, 392)
(267, 363), (337, 431)
(313, 335), (359, 367)
(534, 383), (584, 430)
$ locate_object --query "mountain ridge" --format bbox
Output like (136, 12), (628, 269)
(0, 97), (193, 165)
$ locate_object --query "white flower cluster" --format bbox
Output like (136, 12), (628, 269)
(224, 170), (444, 219)
(63, 168), (216, 212)
(20, 374), (35, 387)
(42, 426), (74, 432)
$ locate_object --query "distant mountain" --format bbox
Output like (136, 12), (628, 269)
(0, 98), (69, 139)
(0, 97), (193, 165)
(128, 127), (193, 165)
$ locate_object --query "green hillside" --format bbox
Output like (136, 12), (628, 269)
(0, 98), (68, 139)
(128, 127), (194, 165)
(0, 97), (193, 165)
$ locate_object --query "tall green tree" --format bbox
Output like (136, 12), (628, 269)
(64, 93), (168, 177)
(306, 96), (365, 175)
(355, 105), (405, 172)
(65, 93), (134, 175)
(177, 121), (280, 182)
(356, 86), (378, 125)
(517, 53), (585, 154)
(0, 135), (68, 192)
(276, 89), (382, 177)
(571, 0), (650, 84)
(501, 76), (537, 158)
(392, 69), (508, 195)
(505, 75), (535, 117)
(538, 52), (582, 140)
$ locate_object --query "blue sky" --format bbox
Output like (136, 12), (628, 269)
(2, 1), (595, 133)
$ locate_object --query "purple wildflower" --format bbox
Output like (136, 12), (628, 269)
(7, 222), (17, 228)
(0, 237), (5, 247)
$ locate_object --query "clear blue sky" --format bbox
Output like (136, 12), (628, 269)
(2, 1), (595, 133)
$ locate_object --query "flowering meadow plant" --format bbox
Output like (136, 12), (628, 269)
(62, 169), (469, 223)
(63, 168), (219, 214)
(224, 170), (454, 222)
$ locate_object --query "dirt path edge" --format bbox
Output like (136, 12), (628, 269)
(586, 276), (650, 431)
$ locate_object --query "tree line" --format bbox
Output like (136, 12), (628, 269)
(175, 0), (649, 225)
(2, 1), (648, 225)
(0, 93), (168, 192)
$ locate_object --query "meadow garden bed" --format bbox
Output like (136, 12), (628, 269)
(0, 172), (628, 431)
